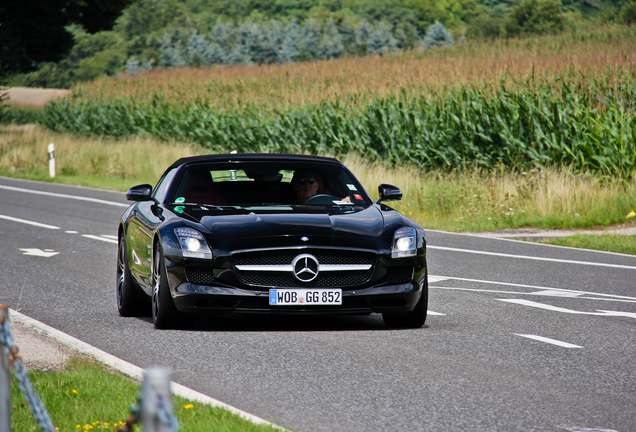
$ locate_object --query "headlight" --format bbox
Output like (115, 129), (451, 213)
(174, 228), (213, 259)
(391, 227), (417, 258)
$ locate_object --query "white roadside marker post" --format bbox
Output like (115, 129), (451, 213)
(48, 143), (55, 178)
(142, 366), (177, 432)
(0, 304), (11, 432)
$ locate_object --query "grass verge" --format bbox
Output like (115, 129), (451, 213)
(1, 124), (635, 254)
(11, 356), (281, 432)
(538, 234), (636, 255)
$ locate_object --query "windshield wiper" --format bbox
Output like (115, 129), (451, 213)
(170, 202), (225, 210)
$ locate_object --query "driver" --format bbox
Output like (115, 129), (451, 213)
(291, 169), (320, 204)
(290, 169), (351, 204)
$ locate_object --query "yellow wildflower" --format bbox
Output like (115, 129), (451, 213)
(185, 403), (194, 409)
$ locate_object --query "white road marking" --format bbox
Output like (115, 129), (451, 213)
(529, 290), (583, 298)
(428, 275), (450, 283)
(514, 334), (583, 348)
(19, 248), (60, 257)
(427, 311), (446, 316)
(558, 426), (619, 432)
(0, 214), (60, 230)
(428, 245), (636, 270)
(429, 275), (636, 302)
(82, 234), (118, 244)
(0, 184), (128, 207)
(0, 213), (117, 245)
(499, 299), (636, 319)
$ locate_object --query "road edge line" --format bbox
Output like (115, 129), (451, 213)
(9, 308), (282, 429)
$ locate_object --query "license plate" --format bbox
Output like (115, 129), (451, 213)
(269, 289), (342, 306)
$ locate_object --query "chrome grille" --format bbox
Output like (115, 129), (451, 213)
(233, 250), (375, 288)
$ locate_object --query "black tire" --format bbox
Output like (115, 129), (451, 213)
(151, 244), (181, 329)
(117, 235), (147, 317)
(382, 276), (428, 329)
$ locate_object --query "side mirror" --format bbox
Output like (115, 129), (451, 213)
(376, 184), (402, 204)
(126, 184), (153, 202)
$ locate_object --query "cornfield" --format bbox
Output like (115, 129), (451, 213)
(36, 25), (636, 179)
(42, 75), (636, 178)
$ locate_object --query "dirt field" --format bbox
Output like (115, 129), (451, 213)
(5, 87), (70, 107)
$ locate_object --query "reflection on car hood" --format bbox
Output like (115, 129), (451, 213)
(186, 206), (386, 239)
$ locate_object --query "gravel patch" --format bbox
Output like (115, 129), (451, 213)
(9, 319), (78, 371)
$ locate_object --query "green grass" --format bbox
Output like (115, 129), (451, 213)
(539, 234), (636, 255)
(11, 356), (281, 432)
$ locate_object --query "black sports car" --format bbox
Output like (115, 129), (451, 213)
(117, 154), (428, 329)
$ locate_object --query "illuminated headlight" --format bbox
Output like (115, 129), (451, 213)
(391, 227), (417, 258)
(174, 228), (213, 259)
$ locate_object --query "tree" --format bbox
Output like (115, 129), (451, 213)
(0, 0), (131, 78)
(505, 0), (565, 36)
(424, 21), (454, 48)
(0, 87), (8, 122)
(20, 26), (127, 88)
(619, 1), (636, 25)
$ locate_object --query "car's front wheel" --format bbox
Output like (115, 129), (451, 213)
(117, 235), (147, 317)
(382, 277), (428, 329)
(151, 244), (181, 329)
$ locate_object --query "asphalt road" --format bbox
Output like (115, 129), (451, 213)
(1, 176), (635, 432)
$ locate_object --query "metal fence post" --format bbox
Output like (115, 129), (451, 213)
(0, 304), (11, 432)
(142, 366), (178, 432)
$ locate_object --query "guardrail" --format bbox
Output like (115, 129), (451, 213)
(0, 304), (178, 432)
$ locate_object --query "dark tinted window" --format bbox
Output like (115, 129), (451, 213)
(168, 161), (372, 207)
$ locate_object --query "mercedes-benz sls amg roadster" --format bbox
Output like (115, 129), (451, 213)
(117, 154), (428, 329)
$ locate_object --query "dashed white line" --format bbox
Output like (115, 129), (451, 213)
(0, 214), (60, 230)
(0, 214), (117, 245)
(514, 334), (583, 348)
(81, 234), (118, 244)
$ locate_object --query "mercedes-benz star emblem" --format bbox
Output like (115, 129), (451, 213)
(292, 254), (319, 282)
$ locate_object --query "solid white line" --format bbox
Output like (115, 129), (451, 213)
(431, 286), (636, 304)
(0, 214), (60, 230)
(428, 245), (636, 270)
(9, 309), (280, 429)
(514, 334), (583, 348)
(499, 299), (636, 319)
(427, 311), (446, 316)
(81, 234), (118, 244)
(0, 184), (128, 207)
(430, 275), (636, 302)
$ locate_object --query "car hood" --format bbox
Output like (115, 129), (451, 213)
(174, 205), (399, 250)
(207, 207), (382, 236)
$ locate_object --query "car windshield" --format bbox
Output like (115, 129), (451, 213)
(167, 161), (372, 208)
